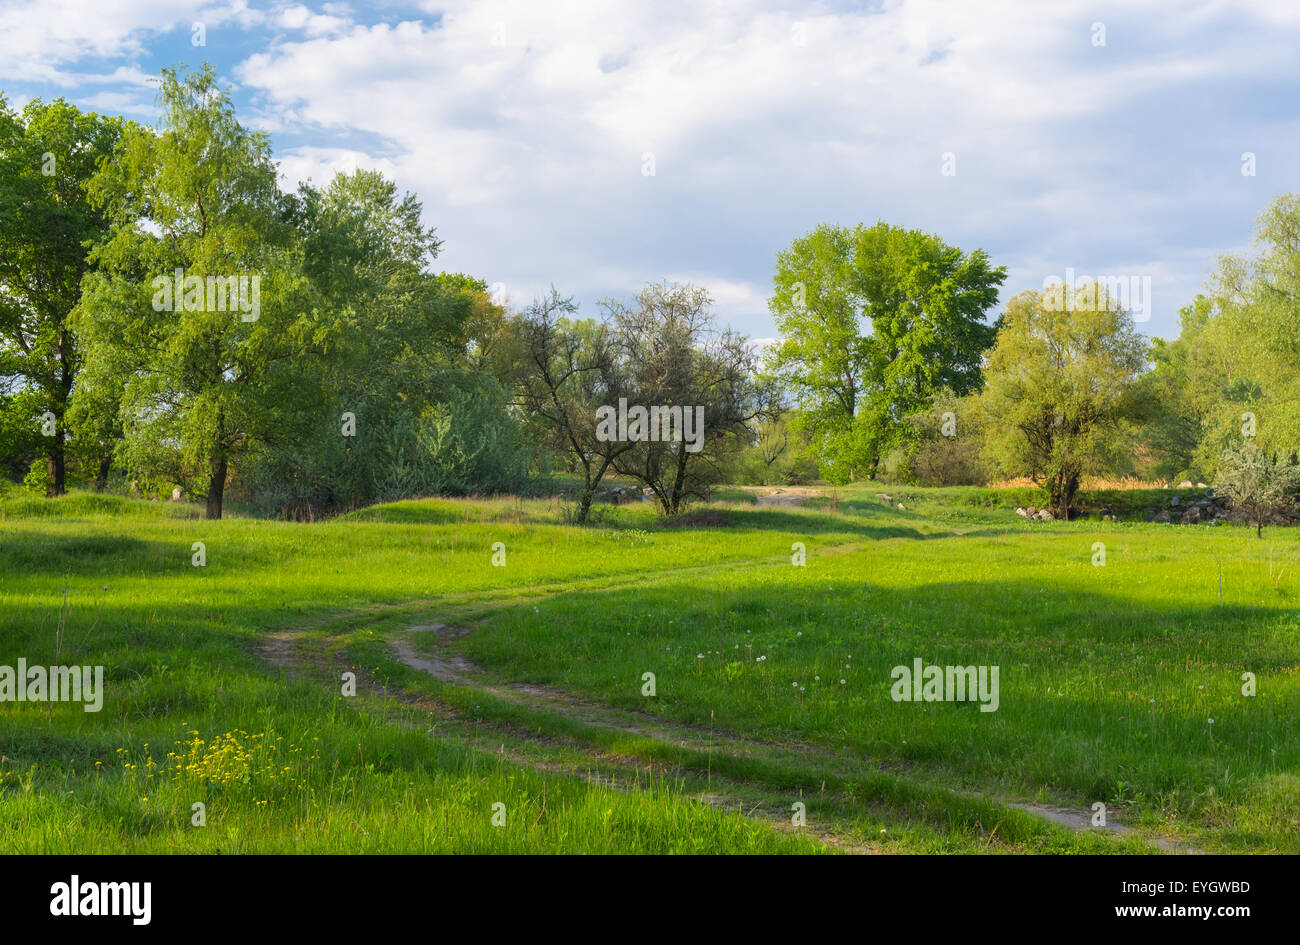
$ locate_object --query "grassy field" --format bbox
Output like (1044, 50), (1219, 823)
(2, 484), (1297, 853)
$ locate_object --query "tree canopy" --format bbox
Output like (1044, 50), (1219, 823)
(766, 221), (1005, 483)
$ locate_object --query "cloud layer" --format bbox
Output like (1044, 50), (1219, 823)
(4, 0), (1299, 338)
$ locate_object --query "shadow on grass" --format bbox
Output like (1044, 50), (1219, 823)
(0, 531), (161, 576)
(463, 571), (1298, 806)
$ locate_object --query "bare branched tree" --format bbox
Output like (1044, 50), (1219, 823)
(515, 287), (631, 523)
(602, 282), (776, 515)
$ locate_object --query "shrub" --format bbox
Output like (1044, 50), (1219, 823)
(1213, 441), (1300, 536)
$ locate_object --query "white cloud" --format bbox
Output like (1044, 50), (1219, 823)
(276, 3), (349, 37)
(73, 90), (155, 115)
(6, 0), (1300, 337)
(0, 0), (266, 85)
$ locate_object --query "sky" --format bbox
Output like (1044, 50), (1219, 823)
(2, 0), (1298, 344)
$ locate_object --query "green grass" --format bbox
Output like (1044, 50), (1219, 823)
(2, 486), (1296, 852)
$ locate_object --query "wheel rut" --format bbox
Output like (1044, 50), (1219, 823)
(251, 554), (1201, 855)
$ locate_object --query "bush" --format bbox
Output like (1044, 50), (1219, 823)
(22, 457), (52, 495)
(232, 371), (540, 518)
(1213, 441), (1300, 536)
(894, 393), (989, 486)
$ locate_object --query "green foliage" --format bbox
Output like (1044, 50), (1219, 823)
(1207, 193), (1300, 460)
(72, 65), (311, 518)
(766, 221), (1006, 480)
(977, 286), (1148, 515)
(893, 390), (988, 486)
(62, 66), (534, 519)
(21, 456), (51, 494)
(723, 411), (819, 485)
(1213, 440), (1300, 536)
(236, 170), (532, 515)
(0, 95), (122, 493)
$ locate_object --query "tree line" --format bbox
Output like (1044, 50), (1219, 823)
(3, 64), (1298, 525)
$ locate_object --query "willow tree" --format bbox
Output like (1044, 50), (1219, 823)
(978, 286), (1148, 517)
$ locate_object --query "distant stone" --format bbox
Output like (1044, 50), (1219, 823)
(1196, 482), (1207, 488)
(1170, 495), (1180, 507)
(1178, 480), (1194, 488)
(897, 503), (905, 510)
(1153, 509), (1171, 523)
(1015, 507), (1029, 518)
(1035, 509), (1054, 521)
(171, 487), (183, 502)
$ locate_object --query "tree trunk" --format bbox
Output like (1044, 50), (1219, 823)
(1050, 470), (1079, 519)
(45, 445), (66, 497)
(666, 448), (689, 515)
(205, 456), (228, 520)
(48, 328), (73, 497)
(95, 455), (111, 491)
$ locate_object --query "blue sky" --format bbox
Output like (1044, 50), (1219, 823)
(3, 0), (1298, 343)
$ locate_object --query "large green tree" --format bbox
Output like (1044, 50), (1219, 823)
(73, 65), (315, 518)
(0, 96), (122, 494)
(978, 286), (1148, 516)
(1134, 194), (1300, 488)
(250, 169), (529, 514)
(766, 221), (1005, 482)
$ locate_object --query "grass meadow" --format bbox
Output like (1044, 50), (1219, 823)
(2, 485), (1297, 853)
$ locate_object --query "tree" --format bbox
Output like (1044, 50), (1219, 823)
(1206, 192), (1300, 461)
(0, 96), (122, 494)
(604, 282), (774, 515)
(1214, 441), (1300, 537)
(238, 170), (528, 515)
(514, 288), (630, 523)
(72, 65), (312, 518)
(1135, 295), (1217, 482)
(766, 222), (1005, 481)
(1134, 294), (1269, 484)
(978, 285), (1148, 517)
